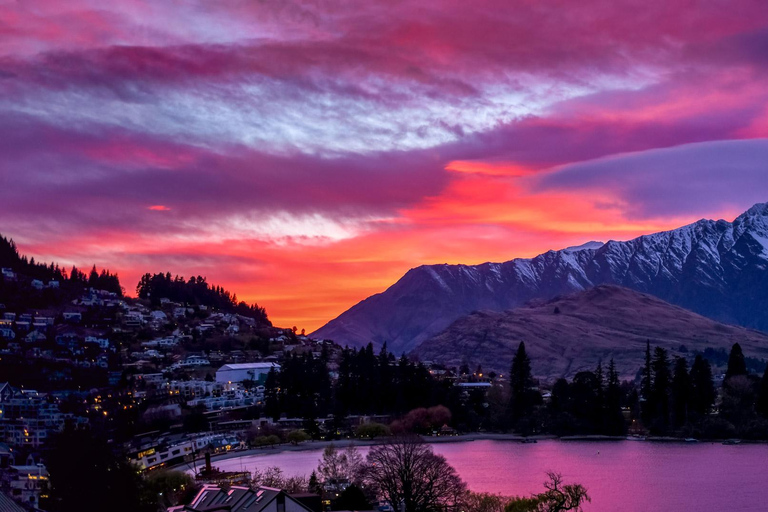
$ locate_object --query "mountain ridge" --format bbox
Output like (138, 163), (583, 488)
(312, 202), (768, 354)
(413, 285), (768, 380)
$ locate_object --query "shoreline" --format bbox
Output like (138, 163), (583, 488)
(170, 432), (764, 472)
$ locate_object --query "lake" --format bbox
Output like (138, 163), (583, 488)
(201, 440), (768, 512)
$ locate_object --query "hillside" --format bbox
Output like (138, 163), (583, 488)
(313, 202), (768, 354)
(413, 285), (768, 381)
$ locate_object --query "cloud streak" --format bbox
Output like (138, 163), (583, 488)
(2, 0), (768, 329)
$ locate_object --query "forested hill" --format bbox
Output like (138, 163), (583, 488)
(0, 234), (123, 301)
(1, 235), (270, 326)
(136, 272), (270, 326)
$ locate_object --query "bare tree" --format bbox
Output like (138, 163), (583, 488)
(505, 472), (590, 512)
(317, 443), (364, 485)
(364, 435), (466, 512)
(251, 466), (307, 494)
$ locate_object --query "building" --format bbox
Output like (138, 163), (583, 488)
(2, 464), (48, 509)
(170, 485), (316, 512)
(0, 384), (86, 448)
(215, 363), (279, 384)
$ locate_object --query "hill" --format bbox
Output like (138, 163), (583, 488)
(413, 285), (768, 381)
(313, 202), (768, 354)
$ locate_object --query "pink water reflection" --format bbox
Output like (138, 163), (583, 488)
(206, 440), (768, 512)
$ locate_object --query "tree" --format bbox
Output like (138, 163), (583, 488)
(287, 429), (310, 445)
(505, 472), (590, 512)
(649, 347), (671, 431)
(604, 359), (625, 435)
(308, 471), (322, 495)
(640, 340), (653, 424)
(356, 422), (391, 439)
(317, 444), (364, 486)
(671, 357), (691, 427)
(510, 342), (534, 422)
(46, 427), (149, 512)
(690, 355), (716, 416)
(334, 485), (371, 511)
(364, 436), (467, 512)
(252, 466), (307, 493)
(757, 364), (768, 419)
(725, 343), (748, 383)
(143, 470), (197, 508)
(462, 492), (509, 512)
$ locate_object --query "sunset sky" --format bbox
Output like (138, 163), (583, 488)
(2, 0), (768, 331)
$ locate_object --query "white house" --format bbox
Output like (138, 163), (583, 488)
(215, 363), (279, 384)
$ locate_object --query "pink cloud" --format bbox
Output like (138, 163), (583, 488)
(2, 0), (768, 328)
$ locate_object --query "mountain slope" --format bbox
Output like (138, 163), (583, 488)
(413, 285), (768, 380)
(312, 202), (768, 354)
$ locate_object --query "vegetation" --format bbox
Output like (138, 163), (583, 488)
(364, 436), (467, 512)
(505, 473), (590, 512)
(264, 344), (452, 426)
(136, 272), (270, 324)
(0, 235), (123, 310)
(286, 429), (310, 444)
(44, 426), (184, 512)
(355, 422), (391, 439)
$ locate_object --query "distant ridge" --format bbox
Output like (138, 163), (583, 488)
(413, 285), (768, 380)
(312, 202), (768, 355)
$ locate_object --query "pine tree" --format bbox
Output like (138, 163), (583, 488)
(594, 360), (605, 429)
(690, 355), (716, 416)
(724, 343), (748, 383)
(605, 359), (625, 435)
(756, 364), (768, 419)
(671, 357), (691, 428)
(509, 342), (533, 422)
(650, 347), (671, 430)
(640, 341), (653, 424)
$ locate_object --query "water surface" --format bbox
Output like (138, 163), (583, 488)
(203, 440), (768, 512)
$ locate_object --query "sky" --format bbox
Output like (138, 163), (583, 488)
(2, 0), (768, 331)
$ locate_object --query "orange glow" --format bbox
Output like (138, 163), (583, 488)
(148, 205), (171, 211)
(17, 162), (733, 333)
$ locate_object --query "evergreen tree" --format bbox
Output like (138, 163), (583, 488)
(650, 347), (671, 431)
(604, 359), (625, 435)
(509, 342), (533, 422)
(640, 341), (653, 424)
(264, 368), (280, 420)
(690, 355), (716, 416)
(308, 471), (322, 495)
(724, 343), (748, 383)
(671, 357), (691, 428)
(757, 364), (768, 419)
(594, 360), (605, 426)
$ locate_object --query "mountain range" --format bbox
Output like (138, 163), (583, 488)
(412, 285), (768, 380)
(312, 202), (768, 356)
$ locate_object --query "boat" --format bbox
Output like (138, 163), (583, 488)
(684, 438), (699, 443)
(521, 438), (537, 444)
(722, 439), (742, 445)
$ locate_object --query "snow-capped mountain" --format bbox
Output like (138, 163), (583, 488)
(312, 202), (768, 355)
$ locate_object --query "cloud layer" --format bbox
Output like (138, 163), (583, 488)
(2, 0), (768, 329)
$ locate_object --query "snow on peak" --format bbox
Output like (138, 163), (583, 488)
(738, 202), (768, 222)
(562, 241), (604, 253)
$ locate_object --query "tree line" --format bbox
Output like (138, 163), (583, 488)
(135, 272), (270, 325)
(263, 339), (768, 440)
(263, 344), (452, 427)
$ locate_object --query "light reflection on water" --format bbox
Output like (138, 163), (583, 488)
(201, 440), (768, 512)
